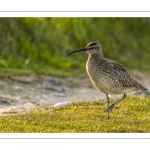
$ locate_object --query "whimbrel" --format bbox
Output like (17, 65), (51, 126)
(67, 42), (148, 119)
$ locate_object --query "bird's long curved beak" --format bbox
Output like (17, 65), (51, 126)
(66, 48), (87, 56)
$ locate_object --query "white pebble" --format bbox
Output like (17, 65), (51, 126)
(54, 101), (69, 108)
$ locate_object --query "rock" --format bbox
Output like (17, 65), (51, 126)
(10, 76), (33, 84)
(42, 82), (61, 92)
(53, 92), (66, 97)
(44, 76), (59, 85)
(54, 101), (69, 108)
(135, 90), (150, 96)
(0, 97), (8, 103)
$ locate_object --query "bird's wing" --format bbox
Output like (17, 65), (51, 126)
(106, 60), (136, 88)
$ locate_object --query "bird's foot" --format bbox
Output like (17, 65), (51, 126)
(107, 115), (110, 119)
(104, 104), (115, 113)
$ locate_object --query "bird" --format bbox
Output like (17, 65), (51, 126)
(67, 42), (148, 119)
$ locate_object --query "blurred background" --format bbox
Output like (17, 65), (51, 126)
(0, 18), (150, 78)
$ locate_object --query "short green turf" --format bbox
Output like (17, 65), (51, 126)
(0, 96), (150, 133)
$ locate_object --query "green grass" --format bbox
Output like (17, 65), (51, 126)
(0, 96), (150, 132)
(0, 18), (150, 78)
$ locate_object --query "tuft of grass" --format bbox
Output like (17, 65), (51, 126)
(0, 96), (150, 132)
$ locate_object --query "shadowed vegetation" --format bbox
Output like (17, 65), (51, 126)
(0, 18), (150, 77)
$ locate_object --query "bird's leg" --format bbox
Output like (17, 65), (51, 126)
(106, 94), (110, 119)
(104, 94), (127, 113)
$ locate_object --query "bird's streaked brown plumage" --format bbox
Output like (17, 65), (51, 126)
(67, 42), (148, 119)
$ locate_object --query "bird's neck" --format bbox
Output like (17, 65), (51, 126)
(86, 52), (104, 81)
(88, 52), (104, 60)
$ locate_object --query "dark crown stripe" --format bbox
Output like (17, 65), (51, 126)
(86, 42), (98, 47)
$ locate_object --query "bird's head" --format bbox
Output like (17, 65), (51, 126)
(66, 42), (102, 56)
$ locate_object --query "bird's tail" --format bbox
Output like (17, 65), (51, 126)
(135, 81), (148, 91)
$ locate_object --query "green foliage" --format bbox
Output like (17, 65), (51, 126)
(0, 18), (150, 77)
(0, 96), (150, 132)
